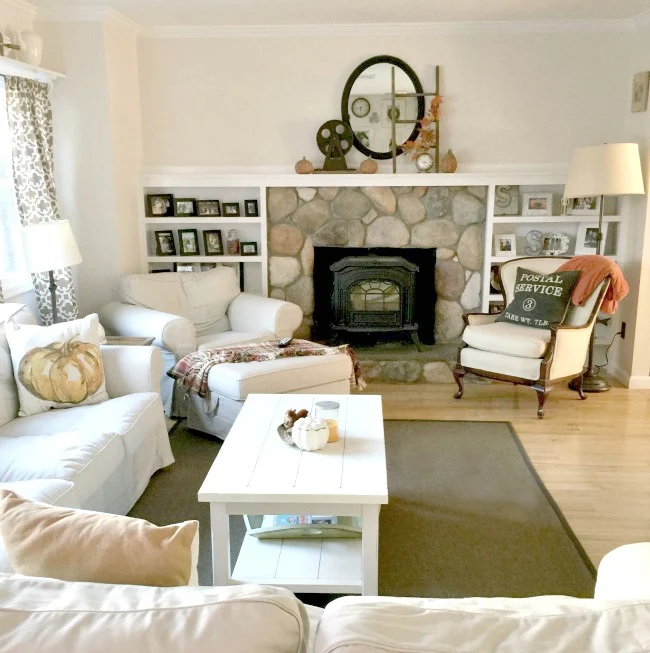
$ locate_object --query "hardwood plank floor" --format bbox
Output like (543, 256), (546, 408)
(368, 380), (650, 568)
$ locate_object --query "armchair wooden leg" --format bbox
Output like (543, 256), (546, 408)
(453, 367), (466, 399)
(532, 383), (551, 419)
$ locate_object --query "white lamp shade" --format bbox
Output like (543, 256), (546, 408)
(21, 220), (82, 273)
(564, 143), (645, 198)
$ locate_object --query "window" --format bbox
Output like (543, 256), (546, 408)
(0, 77), (31, 298)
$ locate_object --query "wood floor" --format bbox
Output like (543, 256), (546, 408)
(370, 379), (650, 568)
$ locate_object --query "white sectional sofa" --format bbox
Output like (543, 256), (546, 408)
(0, 304), (174, 573)
(0, 543), (649, 652)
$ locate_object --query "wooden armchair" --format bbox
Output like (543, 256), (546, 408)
(453, 257), (610, 418)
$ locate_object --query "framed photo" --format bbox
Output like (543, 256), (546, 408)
(576, 223), (608, 255)
(244, 199), (259, 217)
(222, 202), (241, 217)
(567, 196), (600, 216)
(200, 263), (217, 271)
(196, 200), (221, 217)
(381, 99), (406, 126)
(174, 264), (196, 273)
(494, 185), (519, 216)
(632, 71), (650, 113)
(174, 198), (197, 217)
(203, 229), (224, 255)
(494, 233), (516, 258)
(522, 192), (553, 216)
(154, 230), (176, 256)
(489, 264), (503, 294)
(146, 194), (174, 217)
(178, 229), (200, 256)
(240, 241), (258, 256)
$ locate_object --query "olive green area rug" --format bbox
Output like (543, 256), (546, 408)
(129, 420), (595, 601)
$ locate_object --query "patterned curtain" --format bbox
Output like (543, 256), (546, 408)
(4, 76), (78, 324)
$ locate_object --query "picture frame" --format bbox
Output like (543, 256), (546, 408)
(154, 230), (176, 256)
(174, 198), (197, 217)
(489, 264), (503, 294)
(174, 264), (196, 273)
(240, 241), (258, 256)
(567, 196), (601, 216)
(196, 200), (221, 217)
(222, 202), (241, 217)
(632, 71), (650, 113)
(200, 263), (217, 271)
(203, 229), (224, 255)
(178, 228), (200, 256)
(493, 185), (519, 216)
(522, 192), (553, 216)
(244, 199), (259, 217)
(146, 194), (174, 217)
(576, 223), (608, 255)
(494, 233), (516, 258)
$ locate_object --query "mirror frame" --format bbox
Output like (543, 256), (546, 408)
(341, 55), (425, 160)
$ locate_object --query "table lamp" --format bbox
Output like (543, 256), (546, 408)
(564, 142), (645, 392)
(21, 220), (83, 324)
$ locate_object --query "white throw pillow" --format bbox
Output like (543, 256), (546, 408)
(5, 314), (108, 417)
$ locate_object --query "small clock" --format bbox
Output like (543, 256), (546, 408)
(351, 97), (371, 118)
(415, 151), (435, 173)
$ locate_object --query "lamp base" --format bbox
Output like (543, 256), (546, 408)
(568, 368), (611, 393)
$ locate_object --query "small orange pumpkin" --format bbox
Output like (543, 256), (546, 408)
(18, 337), (104, 404)
(295, 156), (314, 174)
(359, 158), (378, 174)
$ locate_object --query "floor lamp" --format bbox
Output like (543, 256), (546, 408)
(21, 221), (83, 324)
(564, 143), (645, 392)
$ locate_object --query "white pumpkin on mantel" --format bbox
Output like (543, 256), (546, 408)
(291, 416), (329, 451)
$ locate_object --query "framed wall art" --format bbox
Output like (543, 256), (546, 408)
(178, 229), (200, 256)
(576, 223), (608, 255)
(174, 198), (197, 217)
(222, 202), (241, 217)
(146, 194), (174, 217)
(203, 230), (224, 255)
(196, 200), (221, 216)
(244, 199), (259, 217)
(154, 230), (176, 256)
(567, 196), (600, 216)
(240, 242), (258, 256)
(494, 233), (516, 258)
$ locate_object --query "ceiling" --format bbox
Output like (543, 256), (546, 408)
(31, 0), (650, 27)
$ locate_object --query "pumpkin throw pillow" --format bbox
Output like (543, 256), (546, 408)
(5, 313), (108, 417)
(497, 267), (581, 329)
(0, 490), (199, 586)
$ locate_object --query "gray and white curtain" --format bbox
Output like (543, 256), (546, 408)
(4, 76), (78, 324)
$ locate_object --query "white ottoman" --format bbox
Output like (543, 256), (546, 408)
(185, 353), (353, 438)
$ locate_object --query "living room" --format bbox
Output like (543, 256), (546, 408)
(1, 0), (650, 650)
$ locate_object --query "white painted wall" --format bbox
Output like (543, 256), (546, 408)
(138, 31), (629, 169)
(0, 1), (35, 48)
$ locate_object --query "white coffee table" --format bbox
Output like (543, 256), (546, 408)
(198, 393), (387, 595)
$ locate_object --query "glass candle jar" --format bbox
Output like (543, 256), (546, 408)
(314, 400), (340, 443)
(226, 229), (240, 255)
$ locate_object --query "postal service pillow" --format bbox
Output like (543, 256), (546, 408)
(4, 313), (108, 416)
(497, 267), (581, 329)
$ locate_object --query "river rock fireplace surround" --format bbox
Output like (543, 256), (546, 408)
(267, 184), (486, 382)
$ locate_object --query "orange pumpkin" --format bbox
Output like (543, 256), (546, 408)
(18, 338), (104, 404)
(295, 156), (314, 174)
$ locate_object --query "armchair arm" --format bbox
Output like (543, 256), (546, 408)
(547, 325), (593, 380)
(99, 302), (196, 357)
(463, 312), (500, 327)
(228, 293), (303, 338)
(595, 543), (650, 599)
(101, 345), (163, 397)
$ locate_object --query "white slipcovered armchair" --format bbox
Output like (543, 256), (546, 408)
(454, 257), (610, 418)
(99, 266), (303, 415)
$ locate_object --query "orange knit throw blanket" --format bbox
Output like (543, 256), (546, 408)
(557, 255), (628, 314)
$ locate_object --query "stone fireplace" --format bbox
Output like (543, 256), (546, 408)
(267, 184), (486, 382)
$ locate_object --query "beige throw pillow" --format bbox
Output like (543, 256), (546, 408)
(0, 490), (198, 587)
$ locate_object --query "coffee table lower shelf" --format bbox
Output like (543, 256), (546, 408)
(231, 532), (362, 594)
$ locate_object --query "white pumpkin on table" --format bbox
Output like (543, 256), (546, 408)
(291, 416), (329, 451)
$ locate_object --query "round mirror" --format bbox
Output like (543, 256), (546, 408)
(341, 55), (425, 160)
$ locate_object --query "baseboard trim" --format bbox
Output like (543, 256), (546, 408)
(608, 362), (631, 387)
(627, 376), (650, 390)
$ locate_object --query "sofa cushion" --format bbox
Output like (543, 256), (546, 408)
(0, 490), (198, 587)
(314, 595), (650, 653)
(119, 273), (189, 319)
(463, 321), (552, 358)
(5, 313), (108, 417)
(179, 266), (240, 337)
(0, 576), (308, 653)
(207, 354), (353, 401)
(197, 330), (275, 350)
(0, 305), (37, 429)
(0, 430), (124, 507)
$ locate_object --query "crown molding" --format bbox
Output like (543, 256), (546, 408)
(0, 0), (38, 22)
(139, 18), (632, 39)
(35, 7), (140, 34)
